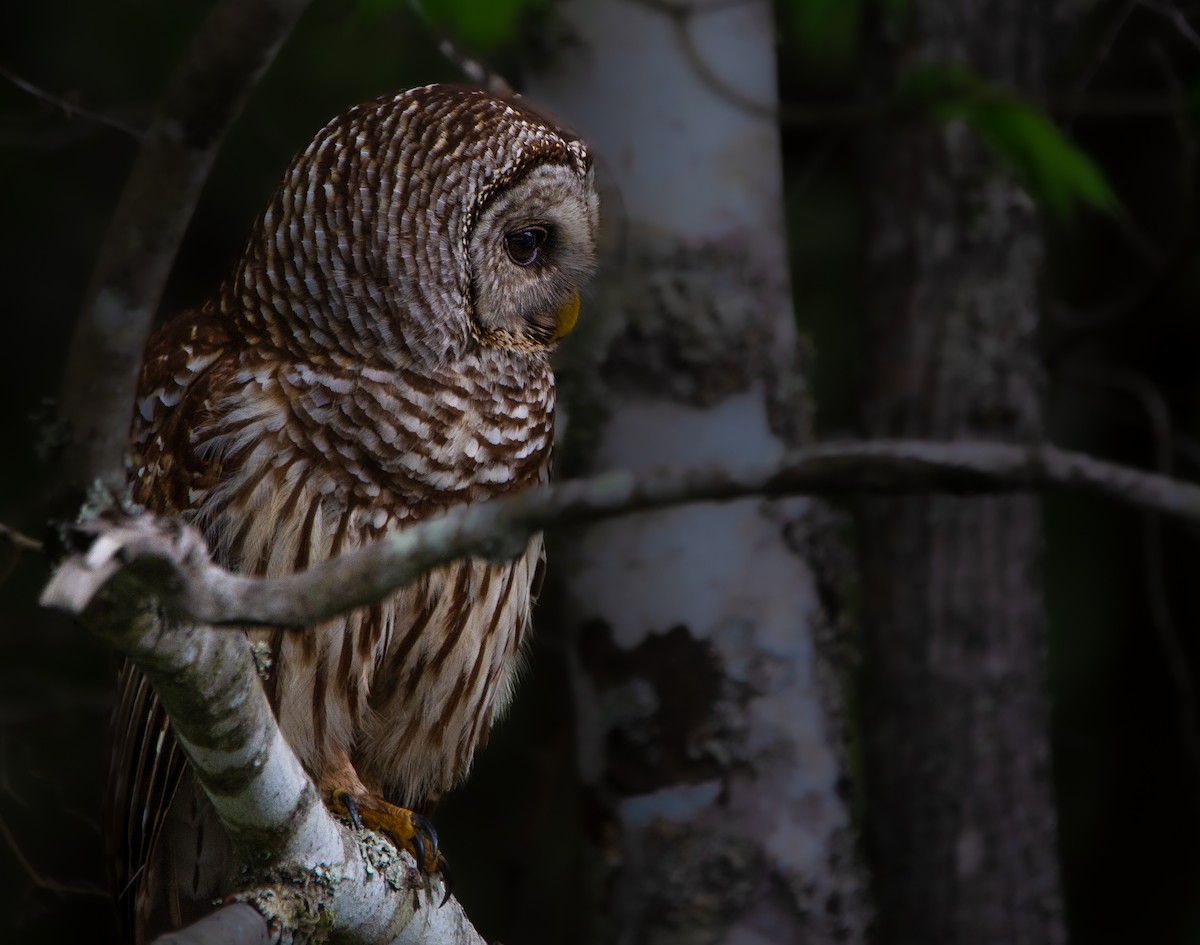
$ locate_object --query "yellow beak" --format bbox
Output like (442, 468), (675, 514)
(551, 290), (581, 342)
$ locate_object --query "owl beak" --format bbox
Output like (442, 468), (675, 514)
(550, 290), (581, 342)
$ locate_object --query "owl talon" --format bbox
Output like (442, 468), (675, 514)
(436, 852), (453, 907)
(335, 790), (363, 830)
(409, 826), (426, 872)
(331, 790), (447, 884)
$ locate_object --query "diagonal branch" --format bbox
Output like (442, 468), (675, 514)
(0, 62), (144, 138)
(43, 516), (481, 945)
(58, 0), (316, 494)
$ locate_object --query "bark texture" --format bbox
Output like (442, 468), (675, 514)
(859, 2), (1064, 943)
(532, 1), (869, 942)
(41, 517), (481, 945)
(58, 0), (314, 494)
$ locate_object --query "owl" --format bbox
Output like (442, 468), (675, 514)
(107, 84), (599, 940)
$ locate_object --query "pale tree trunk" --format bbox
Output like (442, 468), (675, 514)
(858, 2), (1065, 943)
(530, 1), (870, 942)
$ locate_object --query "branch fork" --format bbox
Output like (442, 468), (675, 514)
(43, 515), (479, 945)
(39, 437), (1200, 942)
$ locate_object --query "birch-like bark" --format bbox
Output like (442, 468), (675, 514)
(859, 2), (1065, 942)
(531, 2), (871, 941)
(42, 521), (482, 945)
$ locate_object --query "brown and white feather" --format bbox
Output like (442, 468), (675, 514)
(108, 84), (597, 941)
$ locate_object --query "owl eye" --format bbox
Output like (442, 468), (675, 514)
(505, 225), (549, 267)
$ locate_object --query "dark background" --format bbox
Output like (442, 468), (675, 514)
(3, 1), (1200, 942)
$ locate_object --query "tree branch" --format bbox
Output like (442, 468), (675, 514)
(40, 436), (1200, 941)
(0, 62), (143, 138)
(42, 514), (481, 945)
(42, 438), (1200, 632)
(57, 0), (315, 493)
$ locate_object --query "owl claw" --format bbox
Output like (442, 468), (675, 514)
(335, 790), (363, 830)
(409, 826), (426, 872)
(410, 811), (438, 867)
(331, 789), (449, 900)
(435, 852), (453, 907)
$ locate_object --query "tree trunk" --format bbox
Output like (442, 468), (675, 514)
(858, 2), (1065, 943)
(531, 1), (869, 942)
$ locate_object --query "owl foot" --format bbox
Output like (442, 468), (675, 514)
(333, 790), (452, 905)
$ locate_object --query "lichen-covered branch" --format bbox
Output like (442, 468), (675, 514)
(43, 439), (1200, 634)
(42, 520), (481, 945)
(58, 0), (315, 493)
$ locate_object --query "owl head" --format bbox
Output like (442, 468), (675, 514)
(229, 84), (600, 366)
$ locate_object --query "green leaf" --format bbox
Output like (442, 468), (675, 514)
(420, 0), (536, 51)
(970, 98), (1116, 218)
(899, 63), (1117, 219)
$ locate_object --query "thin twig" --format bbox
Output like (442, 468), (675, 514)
(1147, 34), (1197, 210)
(0, 522), (44, 585)
(1066, 0), (1137, 127)
(1138, 0), (1200, 53)
(1053, 91), (1200, 118)
(1061, 366), (1200, 797)
(629, 0), (876, 126)
(0, 522), (44, 553)
(1044, 233), (1197, 365)
(0, 63), (144, 139)
(406, 0), (514, 96)
(0, 808), (108, 899)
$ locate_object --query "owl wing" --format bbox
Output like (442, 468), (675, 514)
(107, 663), (182, 934)
(107, 310), (234, 937)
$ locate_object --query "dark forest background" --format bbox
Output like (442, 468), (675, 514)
(4, 1), (1200, 942)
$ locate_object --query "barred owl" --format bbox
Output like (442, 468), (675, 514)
(107, 84), (598, 940)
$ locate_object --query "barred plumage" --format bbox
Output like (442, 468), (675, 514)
(107, 85), (598, 940)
